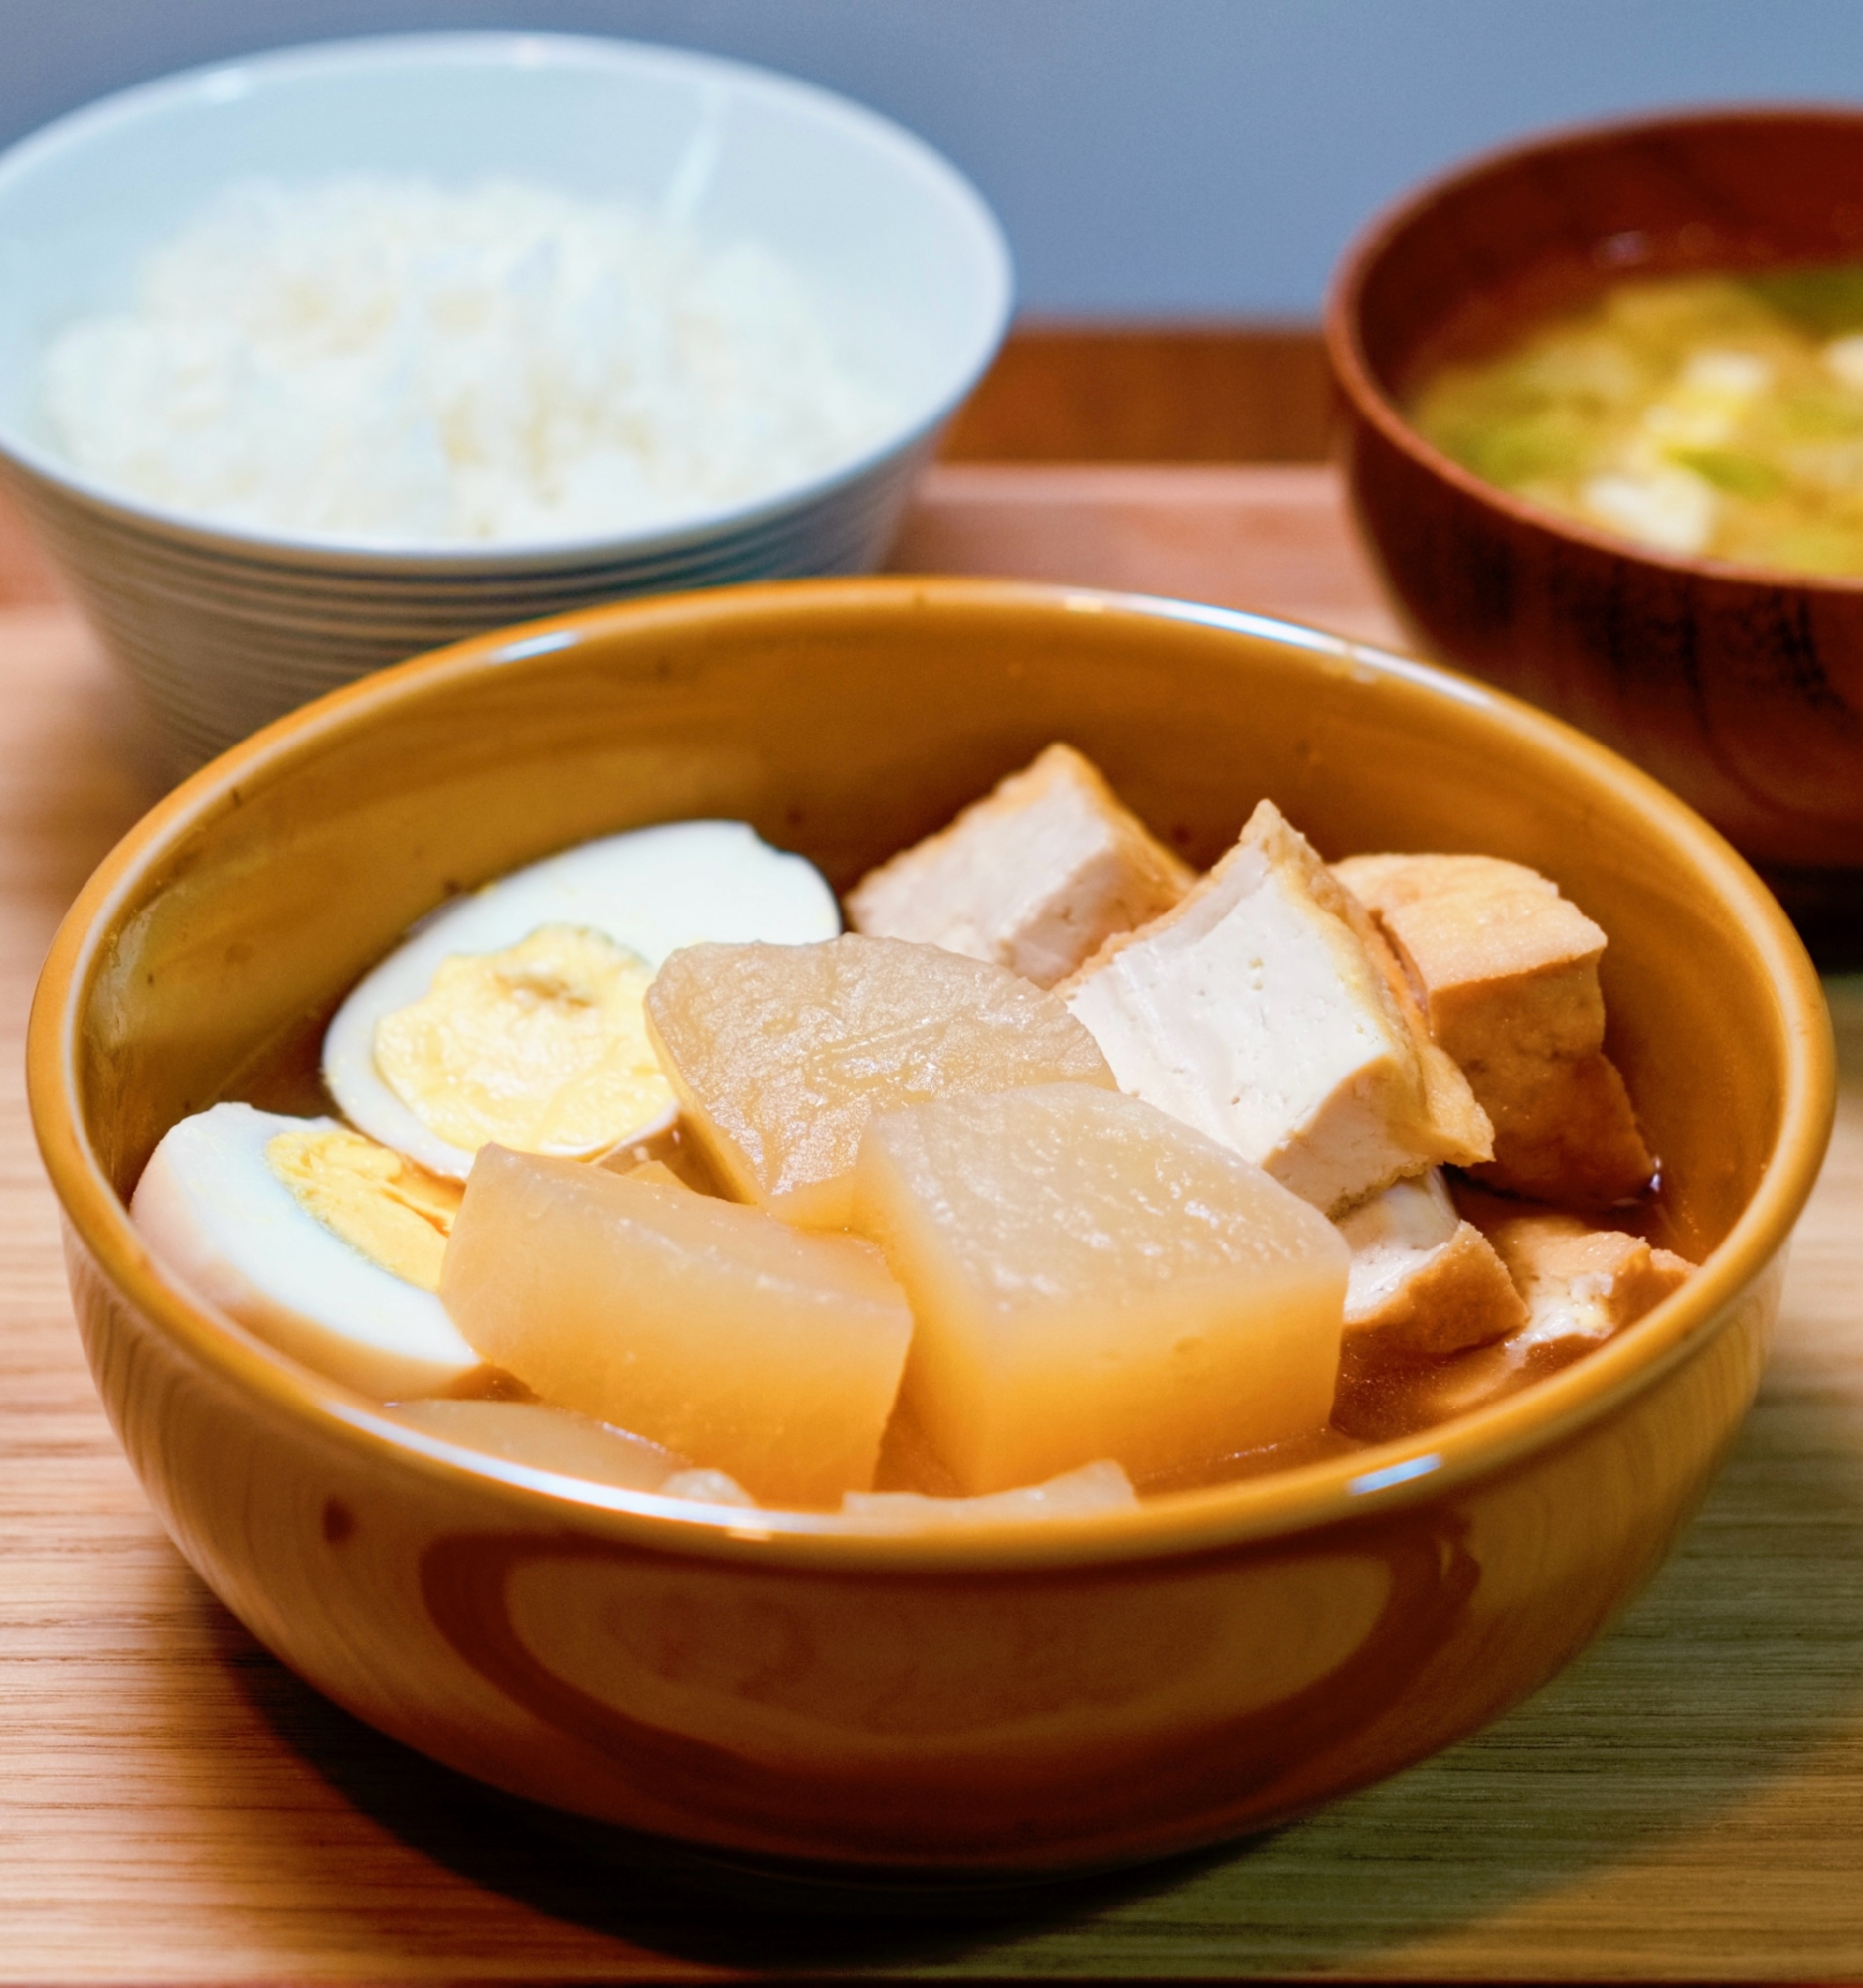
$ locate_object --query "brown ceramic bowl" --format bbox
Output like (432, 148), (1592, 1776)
(27, 578), (1833, 1881)
(1327, 107), (1863, 963)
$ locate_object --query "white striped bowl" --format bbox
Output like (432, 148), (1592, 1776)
(0, 33), (1012, 775)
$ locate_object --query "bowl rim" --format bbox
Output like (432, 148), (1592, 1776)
(0, 29), (1014, 574)
(26, 576), (1837, 1573)
(1324, 99), (1863, 593)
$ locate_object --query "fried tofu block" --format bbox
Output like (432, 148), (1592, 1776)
(1336, 1170), (1526, 1360)
(1061, 801), (1491, 1215)
(1456, 1186), (1693, 1348)
(846, 744), (1193, 989)
(1334, 852), (1654, 1204)
(1333, 1192), (1692, 1443)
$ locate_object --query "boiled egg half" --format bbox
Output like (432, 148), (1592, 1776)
(130, 1102), (481, 1397)
(323, 820), (840, 1179)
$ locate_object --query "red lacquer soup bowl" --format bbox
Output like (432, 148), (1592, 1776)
(1329, 107), (1863, 961)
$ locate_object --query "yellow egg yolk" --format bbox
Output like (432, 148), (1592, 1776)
(265, 1127), (463, 1291)
(371, 923), (673, 1158)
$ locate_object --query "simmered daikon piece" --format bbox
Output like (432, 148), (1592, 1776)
(841, 1459), (1139, 1525)
(644, 933), (1114, 1228)
(852, 1083), (1349, 1495)
(381, 1399), (689, 1490)
(384, 1398), (757, 1505)
(440, 1146), (913, 1506)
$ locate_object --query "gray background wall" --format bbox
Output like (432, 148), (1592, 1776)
(6, 2), (1862, 317)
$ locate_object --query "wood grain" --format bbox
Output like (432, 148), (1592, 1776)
(0, 478), (60, 606)
(2, 469), (1860, 1981)
(940, 325), (1332, 464)
(892, 462), (1398, 644)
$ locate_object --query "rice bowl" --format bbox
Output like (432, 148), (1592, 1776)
(0, 33), (1012, 771)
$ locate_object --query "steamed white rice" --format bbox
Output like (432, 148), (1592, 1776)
(40, 175), (899, 545)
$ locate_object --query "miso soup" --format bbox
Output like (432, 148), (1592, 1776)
(1411, 261), (1863, 575)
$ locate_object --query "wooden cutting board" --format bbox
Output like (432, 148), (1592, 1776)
(2, 465), (1859, 1983)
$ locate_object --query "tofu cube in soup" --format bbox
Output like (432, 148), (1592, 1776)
(1455, 1187), (1693, 1348)
(1337, 1170), (1526, 1360)
(440, 1148), (913, 1507)
(852, 1083), (1350, 1495)
(847, 743), (1192, 988)
(1061, 800), (1491, 1215)
(1334, 853), (1654, 1205)
(1334, 1189), (1693, 1444)
(644, 934), (1114, 1229)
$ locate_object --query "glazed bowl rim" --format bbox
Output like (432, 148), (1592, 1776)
(0, 29), (1014, 574)
(26, 576), (1837, 1572)
(1325, 99), (1863, 593)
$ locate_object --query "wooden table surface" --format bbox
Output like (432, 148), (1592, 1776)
(3, 464), (1860, 1983)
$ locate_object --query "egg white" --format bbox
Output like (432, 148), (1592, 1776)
(322, 819), (842, 1178)
(130, 1101), (481, 1398)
